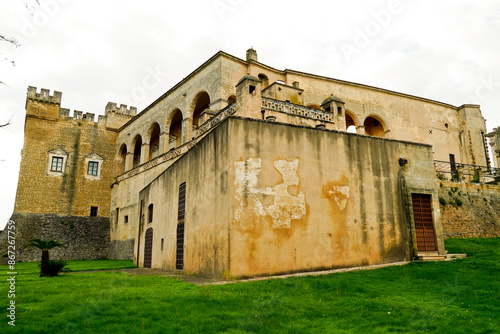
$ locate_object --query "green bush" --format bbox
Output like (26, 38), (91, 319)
(44, 260), (68, 277)
(439, 197), (447, 206)
(455, 198), (463, 207)
(472, 170), (480, 183)
(437, 173), (446, 180)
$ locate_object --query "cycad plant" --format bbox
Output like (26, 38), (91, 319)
(26, 239), (65, 276)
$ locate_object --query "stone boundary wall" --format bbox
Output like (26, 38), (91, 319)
(438, 182), (500, 238)
(0, 213), (110, 262)
(108, 239), (134, 260)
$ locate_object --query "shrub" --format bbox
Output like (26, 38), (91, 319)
(44, 260), (68, 277)
(455, 198), (463, 207)
(472, 170), (480, 183)
(439, 197), (447, 206)
(437, 173), (446, 180)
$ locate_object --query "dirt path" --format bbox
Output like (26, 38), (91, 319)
(69, 261), (411, 285)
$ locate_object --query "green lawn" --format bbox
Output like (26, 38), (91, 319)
(1, 238), (498, 333)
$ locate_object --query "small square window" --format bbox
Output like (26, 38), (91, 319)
(88, 161), (99, 176)
(124, 215), (129, 224)
(51, 157), (64, 172)
(90, 206), (98, 217)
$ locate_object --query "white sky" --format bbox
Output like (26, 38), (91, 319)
(1, 0), (499, 229)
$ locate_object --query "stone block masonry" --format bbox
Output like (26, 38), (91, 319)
(0, 213), (110, 262)
(439, 182), (500, 238)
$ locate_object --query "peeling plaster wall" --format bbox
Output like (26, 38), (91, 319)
(137, 117), (440, 279)
(228, 117), (440, 278)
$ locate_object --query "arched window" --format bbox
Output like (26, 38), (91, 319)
(192, 92), (210, 128)
(148, 123), (161, 161)
(168, 109), (183, 150)
(228, 95), (236, 105)
(364, 116), (386, 138)
(132, 135), (142, 168)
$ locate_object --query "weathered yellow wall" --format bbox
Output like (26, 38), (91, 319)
(137, 121), (231, 276)
(136, 117), (441, 278)
(228, 117), (441, 278)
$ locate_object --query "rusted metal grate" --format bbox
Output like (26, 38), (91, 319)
(178, 182), (186, 221)
(411, 194), (437, 252)
(144, 227), (153, 268)
(176, 222), (185, 270)
(176, 182), (186, 270)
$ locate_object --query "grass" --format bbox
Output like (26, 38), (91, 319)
(1, 238), (499, 333)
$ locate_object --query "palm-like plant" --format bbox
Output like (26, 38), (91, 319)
(26, 239), (65, 276)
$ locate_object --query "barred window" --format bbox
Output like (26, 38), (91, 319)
(51, 157), (63, 172)
(88, 161), (99, 176)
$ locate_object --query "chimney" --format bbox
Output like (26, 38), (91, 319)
(246, 48), (258, 62)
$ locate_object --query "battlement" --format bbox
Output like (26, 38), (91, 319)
(105, 102), (137, 117)
(27, 86), (62, 105)
(58, 108), (99, 123)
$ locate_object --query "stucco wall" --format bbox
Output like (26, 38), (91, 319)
(137, 119), (231, 277)
(136, 117), (441, 279)
(227, 117), (441, 278)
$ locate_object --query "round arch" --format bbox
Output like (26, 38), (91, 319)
(166, 108), (183, 150)
(345, 110), (360, 133)
(363, 114), (388, 138)
(148, 122), (161, 161)
(132, 134), (143, 168)
(191, 91), (211, 128)
(258, 73), (269, 89)
(227, 95), (236, 105)
(118, 143), (128, 173)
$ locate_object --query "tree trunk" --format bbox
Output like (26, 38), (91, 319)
(40, 250), (50, 276)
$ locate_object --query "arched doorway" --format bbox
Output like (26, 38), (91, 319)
(132, 135), (142, 168)
(192, 92), (210, 128)
(364, 116), (387, 138)
(168, 109), (183, 150)
(144, 227), (153, 269)
(227, 95), (236, 105)
(148, 123), (161, 160)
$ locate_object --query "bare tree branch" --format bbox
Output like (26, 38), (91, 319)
(0, 35), (20, 48)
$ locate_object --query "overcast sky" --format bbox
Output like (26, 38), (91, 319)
(1, 0), (499, 229)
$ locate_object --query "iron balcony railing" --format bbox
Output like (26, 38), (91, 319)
(434, 160), (499, 183)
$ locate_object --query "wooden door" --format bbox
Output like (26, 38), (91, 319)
(411, 194), (437, 251)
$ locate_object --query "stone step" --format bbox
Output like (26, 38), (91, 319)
(417, 255), (446, 261)
(416, 252), (446, 261)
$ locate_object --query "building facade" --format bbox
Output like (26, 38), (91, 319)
(9, 49), (493, 277)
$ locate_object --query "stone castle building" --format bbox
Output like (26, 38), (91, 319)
(8, 49), (494, 278)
